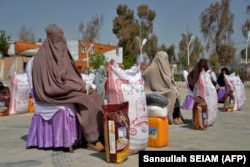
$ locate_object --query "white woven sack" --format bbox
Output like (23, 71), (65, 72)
(147, 105), (168, 118)
(81, 73), (96, 92)
(224, 73), (246, 111)
(105, 62), (148, 154)
(9, 72), (30, 114)
(193, 70), (218, 126)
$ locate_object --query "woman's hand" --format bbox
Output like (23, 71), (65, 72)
(80, 87), (93, 95)
(80, 88), (87, 94)
(88, 87), (94, 94)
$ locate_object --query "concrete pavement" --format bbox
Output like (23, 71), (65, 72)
(0, 84), (249, 167)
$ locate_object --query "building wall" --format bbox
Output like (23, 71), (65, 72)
(1, 40), (123, 80)
(104, 48), (123, 64)
(0, 56), (31, 80)
(78, 41), (120, 60)
(77, 41), (123, 70)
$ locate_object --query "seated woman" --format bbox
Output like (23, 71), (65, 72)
(217, 67), (230, 87)
(187, 58), (218, 126)
(31, 25), (105, 152)
(217, 67), (230, 103)
(144, 51), (184, 125)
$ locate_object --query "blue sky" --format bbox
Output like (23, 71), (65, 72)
(0, 0), (249, 55)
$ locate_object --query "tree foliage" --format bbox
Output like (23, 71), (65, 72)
(157, 44), (177, 64)
(78, 14), (104, 42)
(147, 34), (158, 61)
(241, 5), (250, 38)
(112, 4), (157, 64)
(0, 30), (11, 56)
(137, 5), (156, 36)
(89, 52), (108, 69)
(199, 0), (235, 66)
(123, 55), (136, 69)
(19, 26), (35, 42)
(38, 38), (42, 43)
(208, 52), (220, 67)
(177, 33), (203, 68)
(166, 44), (176, 64)
(113, 4), (138, 57)
(241, 5), (250, 60)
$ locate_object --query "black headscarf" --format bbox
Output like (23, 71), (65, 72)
(217, 67), (230, 87)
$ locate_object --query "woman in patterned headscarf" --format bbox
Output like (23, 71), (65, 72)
(144, 51), (184, 125)
(32, 25), (105, 152)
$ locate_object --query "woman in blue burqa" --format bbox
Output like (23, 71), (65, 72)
(94, 65), (107, 99)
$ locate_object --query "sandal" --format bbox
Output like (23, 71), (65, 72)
(87, 141), (105, 152)
(178, 117), (184, 124)
(173, 118), (181, 125)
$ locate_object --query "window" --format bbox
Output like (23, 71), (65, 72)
(90, 47), (95, 54)
(81, 42), (94, 54)
(81, 42), (86, 53)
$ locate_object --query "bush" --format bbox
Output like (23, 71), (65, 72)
(89, 53), (108, 69)
(122, 55), (136, 69)
(174, 73), (184, 82)
(0, 31), (11, 57)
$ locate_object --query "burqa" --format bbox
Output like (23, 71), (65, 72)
(144, 51), (184, 124)
(32, 26), (105, 151)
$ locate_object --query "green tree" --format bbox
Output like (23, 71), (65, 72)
(158, 43), (168, 53)
(199, 0), (235, 66)
(241, 5), (250, 38)
(147, 34), (158, 61)
(166, 44), (176, 64)
(112, 4), (156, 64)
(122, 55), (136, 69)
(177, 33), (203, 68)
(241, 5), (250, 60)
(208, 52), (220, 67)
(89, 53), (107, 69)
(241, 43), (250, 60)
(0, 30), (11, 57)
(38, 38), (42, 43)
(113, 4), (138, 57)
(157, 44), (177, 65)
(136, 4), (156, 59)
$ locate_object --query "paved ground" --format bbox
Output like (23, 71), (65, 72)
(0, 83), (249, 167)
